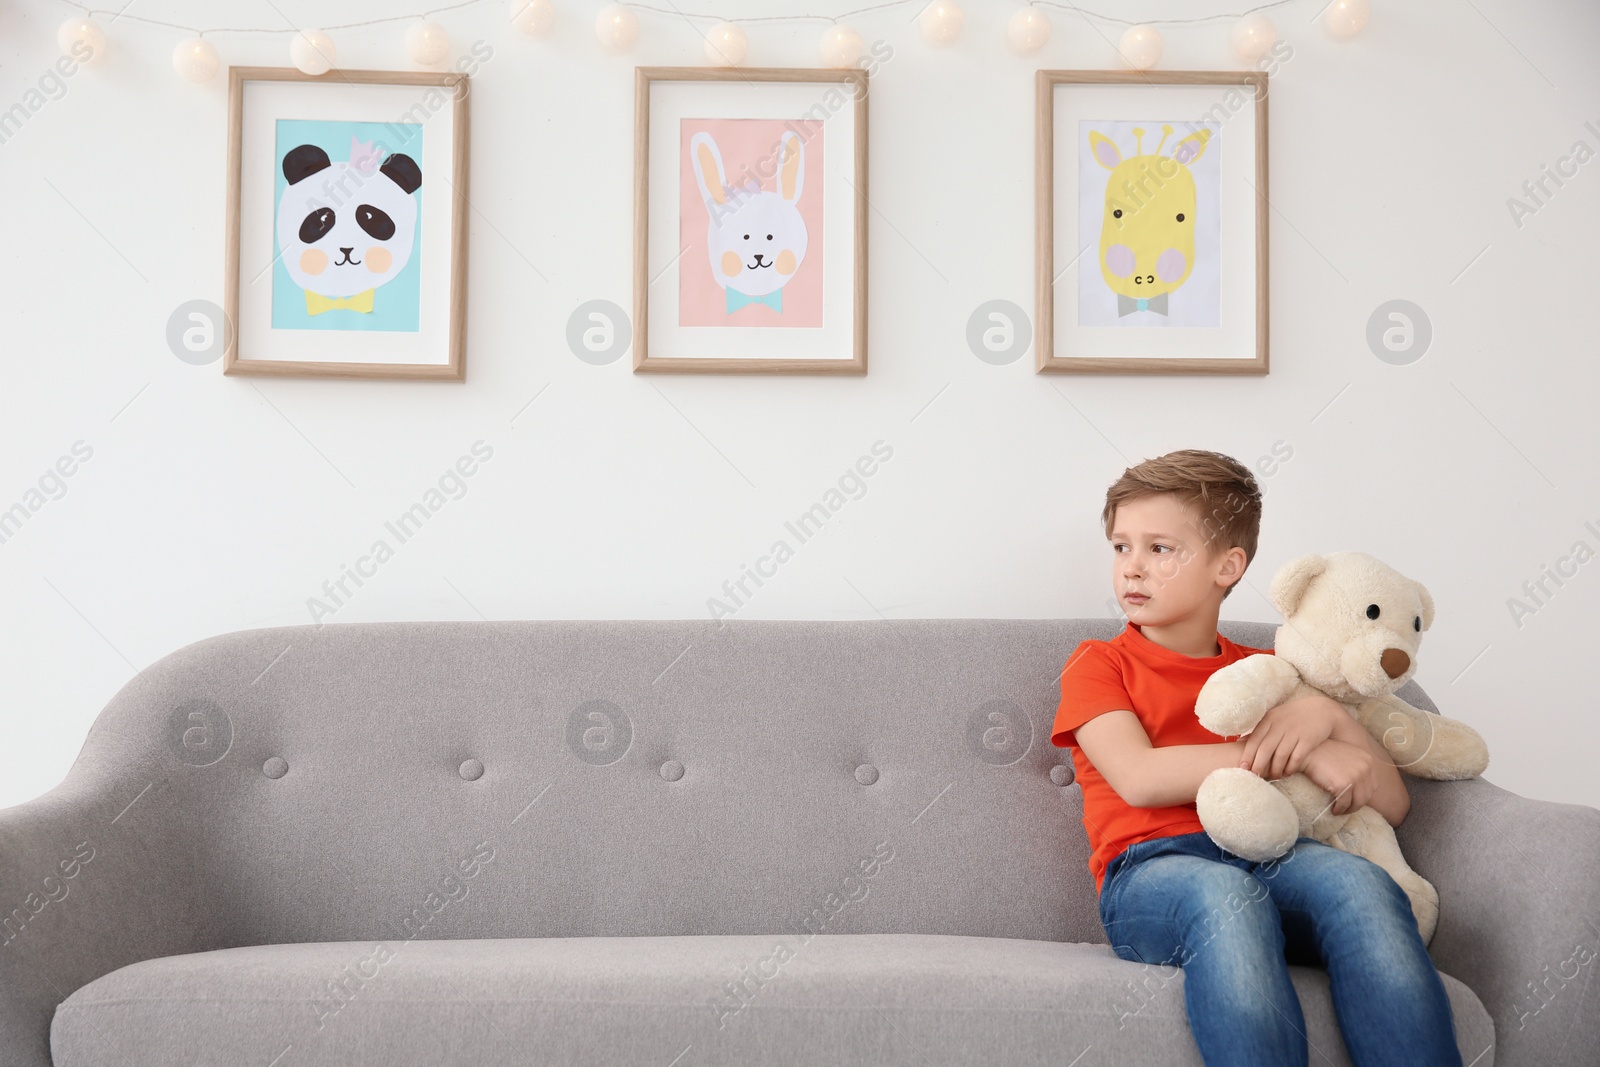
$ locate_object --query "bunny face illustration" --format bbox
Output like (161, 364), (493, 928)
(276, 138), (421, 315)
(690, 130), (808, 313)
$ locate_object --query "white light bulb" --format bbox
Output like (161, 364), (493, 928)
(290, 30), (336, 76)
(173, 37), (220, 83)
(1230, 14), (1277, 61)
(919, 1), (964, 46)
(819, 24), (864, 68)
(595, 5), (639, 53)
(1007, 8), (1051, 54)
(704, 22), (747, 66)
(1324, 0), (1370, 39)
(1118, 24), (1163, 69)
(510, 0), (556, 37)
(406, 21), (452, 66)
(58, 17), (106, 64)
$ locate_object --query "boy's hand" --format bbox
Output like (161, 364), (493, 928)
(1238, 694), (1344, 780)
(1299, 737), (1381, 816)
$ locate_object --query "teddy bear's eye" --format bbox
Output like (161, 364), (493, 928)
(766, 234), (773, 240)
(1365, 604), (1381, 620)
(1413, 615), (1421, 632)
(1177, 213), (1185, 222)
(1112, 209), (1122, 219)
(743, 234), (750, 240)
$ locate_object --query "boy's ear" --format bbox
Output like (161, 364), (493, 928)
(1217, 545), (1247, 587)
(1269, 554), (1327, 617)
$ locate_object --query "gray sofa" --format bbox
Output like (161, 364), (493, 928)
(3, 619), (1596, 1066)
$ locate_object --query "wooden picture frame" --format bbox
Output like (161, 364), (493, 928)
(1036, 70), (1269, 374)
(633, 67), (869, 374)
(223, 67), (471, 381)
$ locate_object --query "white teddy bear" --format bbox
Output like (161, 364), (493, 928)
(1194, 552), (1490, 945)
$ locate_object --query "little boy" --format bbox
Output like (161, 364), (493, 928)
(1051, 450), (1463, 1067)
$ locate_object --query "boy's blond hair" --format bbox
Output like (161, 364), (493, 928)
(1101, 450), (1262, 601)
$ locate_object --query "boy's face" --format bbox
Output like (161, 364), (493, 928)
(1108, 493), (1243, 625)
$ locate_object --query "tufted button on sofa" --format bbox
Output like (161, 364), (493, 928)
(2, 619), (1594, 1066)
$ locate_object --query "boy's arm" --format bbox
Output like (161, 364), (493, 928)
(1074, 702), (1410, 822)
(1305, 703), (1411, 825)
(1074, 710), (1250, 808)
(1326, 705), (1375, 748)
(1315, 728), (1412, 826)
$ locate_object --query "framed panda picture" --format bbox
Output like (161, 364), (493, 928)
(224, 67), (470, 380)
(633, 67), (871, 374)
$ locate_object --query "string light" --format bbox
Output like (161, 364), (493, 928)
(56, 15), (106, 63)
(1230, 13), (1277, 60)
(1118, 23), (1163, 69)
(290, 30), (336, 75)
(405, 20), (453, 65)
(704, 22), (749, 66)
(1006, 8), (1052, 55)
(819, 23), (865, 67)
(1323, 0), (1370, 39)
(918, 1), (964, 46)
(172, 36), (219, 81)
(509, 0), (557, 37)
(49, 0), (1367, 84)
(595, 4), (640, 52)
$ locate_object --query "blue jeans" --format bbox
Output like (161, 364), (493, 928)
(1098, 831), (1462, 1067)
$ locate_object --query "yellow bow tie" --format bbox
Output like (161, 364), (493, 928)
(305, 288), (376, 315)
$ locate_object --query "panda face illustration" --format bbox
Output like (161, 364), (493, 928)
(276, 143), (422, 301)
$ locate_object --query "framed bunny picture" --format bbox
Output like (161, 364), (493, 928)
(223, 67), (470, 380)
(633, 67), (869, 374)
(1036, 71), (1269, 374)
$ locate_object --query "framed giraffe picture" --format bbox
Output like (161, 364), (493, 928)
(632, 67), (871, 374)
(1035, 71), (1269, 374)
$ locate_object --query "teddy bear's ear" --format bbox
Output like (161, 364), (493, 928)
(1415, 580), (1435, 632)
(1269, 554), (1328, 617)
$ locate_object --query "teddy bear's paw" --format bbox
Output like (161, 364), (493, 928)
(1194, 676), (1263, 737)
(1196, 768), (1300, 861)
(1387, 713), (1492, 780)
(1398, 872), (1440, 946)
(1430, 719), (1491, 780)
(1194, 657), (1295, 737)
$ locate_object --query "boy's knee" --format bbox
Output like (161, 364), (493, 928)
(1178, 868), (1275, 951)
(1321, 852), (1407, 903)
(1194, 866), (1271, 913)
(1310, 856), (1420, 934)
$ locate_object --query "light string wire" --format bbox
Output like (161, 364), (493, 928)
(54, 0), (494, 37)
(52, 0), (1316, 39)
(1027, 0), (1306, 28)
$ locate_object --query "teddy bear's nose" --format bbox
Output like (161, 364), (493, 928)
(1381, 648), (1410, 679)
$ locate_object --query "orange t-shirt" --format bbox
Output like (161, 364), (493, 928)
(1050, 622), (1274, 895)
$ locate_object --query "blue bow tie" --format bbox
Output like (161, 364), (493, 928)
(1117, 292), (1169, 317)
(727, 287), (782, 313)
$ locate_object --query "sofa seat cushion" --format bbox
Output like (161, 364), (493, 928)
(51, 933), (1493, 1067)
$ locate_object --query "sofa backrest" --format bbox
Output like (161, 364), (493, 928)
(62, 618), (1438, 950)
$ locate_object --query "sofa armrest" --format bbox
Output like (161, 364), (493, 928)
(0, 765), (223, 1065)
(1397, 776), (1600, 1067)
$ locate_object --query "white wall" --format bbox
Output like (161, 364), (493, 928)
(1, 0), (1596, 812)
